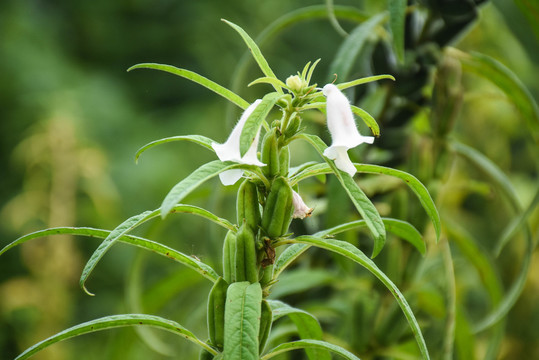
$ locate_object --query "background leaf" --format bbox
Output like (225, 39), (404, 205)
(388, 0), (406, 63)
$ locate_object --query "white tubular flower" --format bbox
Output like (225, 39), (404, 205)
(292, 190), (313, 219)
(212, 99), (265, 185)
(322, 84), (374, 176)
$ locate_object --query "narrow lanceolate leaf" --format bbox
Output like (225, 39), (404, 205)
(452, 141), (534, 332)
(317, 218), (426, 255)
(221, 19), (282, 94)
(14, 314), (217, 360)
(329, 13), (386, 80)
(268, 300), (331, 360)
(224, 282), (262, 360)
(338, 74), (396, 90)
(80, 204), (234, 295)
(248, 77), (287, 91)
(448, 49), (539, 143)
(128, 63), (249, 109)
(135, 135), (215, 163)
(284, 236), (430, 360)
(326, 0), (348, 37)
(80, 210), (152, 296)
(351, 105), (380, 137)
(161, 160), (263, 218)
(1, 227), (219, 282)
(262, 339), (360, 360)
(298, 134), (386, 257)
(239, 92), (281, 157)
(388, 0), (406, 63)
(273, 244), (310, 280)
(290, 162), (441, 243)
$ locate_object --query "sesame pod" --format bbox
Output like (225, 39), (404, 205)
(258, 300), (273, 353)
(278, 146), (290, 177)
(261, 129), (280, 179)
(261, 177), (294, 238)
(283, 113), (301, 139)
(235, 224), (258, 283)
(260, 264), (273, 287)
(207, 277), (228, 350)
(236, 180), (261, 231)
(222, 231), (236, 284)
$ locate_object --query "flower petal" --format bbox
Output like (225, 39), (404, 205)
(323, 84), (374, 149)
(218, 169), (244, 186)
(324, 146), (357, 176)
(292, 190), (313, 219)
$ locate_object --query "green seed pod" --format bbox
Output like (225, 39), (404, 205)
(283, 113), (301, 139)
(261, 177), (294, 239)
(207, 277), (228, 350)
(261, 129), (280, 179)
(236, 180), (261, 231)
(259, 264), (273, 287)
(222, 231), (236, 284)
(258, 300), (273, 353)
(278, 146), (290, 177)
(235, 224), (258, 284)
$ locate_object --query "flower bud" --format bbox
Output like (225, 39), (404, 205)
(286, 75), (307, 93)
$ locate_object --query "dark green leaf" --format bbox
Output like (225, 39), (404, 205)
(262, 339), (360, 360)
(224, 282), (262, 360)
(298, 134), (386, 257)
(388, 0), (406, 63)
(135, 135), (215, 163)
(128, 63), (249, 109)
(14, 314), (217, 360)
(239, 92), (281, 157)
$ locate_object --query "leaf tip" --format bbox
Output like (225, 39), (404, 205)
(81, 283), (95, 297)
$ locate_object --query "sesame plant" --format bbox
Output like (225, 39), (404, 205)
(1, 19), (442, 360)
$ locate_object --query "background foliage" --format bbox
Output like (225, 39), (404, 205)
(0, 0), (537, 359)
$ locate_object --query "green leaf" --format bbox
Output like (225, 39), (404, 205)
(1, 227), (219, 282)
(298, 134), (386, 257)
(14, 314), (217, 360)
(337, 74), (396, 90)
(248, 77), (287, 90)
(449, 49), (539, 143)
(239, 92), (281, 157)
(273, 244), (310, 280)
(325, 0), (348, 37)
(329, 13), (386, 81)
(351, 105), (380, 137)
(290, 162), (441, 242)
(268, 300), (331, 360)
(283, 236), (430, 360)
(224, 282), (262, 360)
(128, 63), (249, 110)
(221, 19), (282, 94)
(496, 186), (539, 255)
(452, 141), (534, 332)
(161, 160), (265, 218)
(80, 210), (153, 295)
(262, 339), (360, 360)
(135, 135), (215, 163)
(388, 0), (406, 63)
(317, 218), (426, 255)
(79, 204), (234, 295)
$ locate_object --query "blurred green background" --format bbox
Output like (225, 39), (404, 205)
(1, 0), (537, 359)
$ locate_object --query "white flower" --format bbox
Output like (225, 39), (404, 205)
(292, 190), (313, 219)
(322, 84), (374, 176)
(212, 99), (265, 185)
